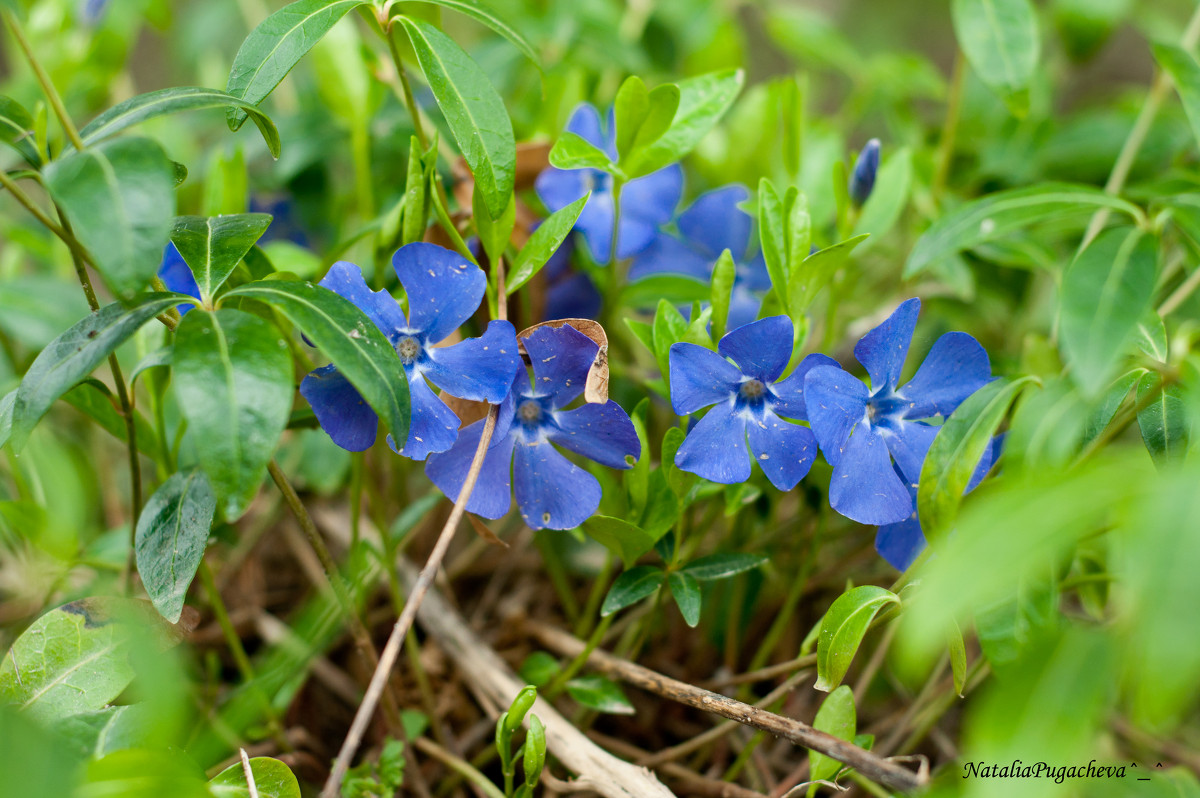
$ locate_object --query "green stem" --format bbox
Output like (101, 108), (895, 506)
(574, 553), (614, 639)
(546, 614), (613, 698)
(385, 24), (431, 152)
(932, 50), (965, 202)
(2, 10), (87, 152)
(601, 180), (625, 331)
(414, 738), (506, 798)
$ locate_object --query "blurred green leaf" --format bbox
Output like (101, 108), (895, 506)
(1136, 373), (1190, 468)
(0, 705), (80, 798)
(0, 95), (40, 165)
(170, 214), (273, 302)
(548, 132), (613, 171)
(401, 0), (541, 66)
(661, 426), (696, 501)
(709, 248), (736, 340)
(681, 552), (767, 581)
(517, 652), (559, 687)
(667, 570), (701, 627)
(1154, 43), (1200, 151)
(790, 234), (868, 312)
(507, 194), (587, 295)
(135, 470), (217, 623)
(600, 565), (664, 616)
(62, 380), (158, 457)
(564, 675), (635, 715)
(948, 620), (968, 697)
(209, 756), (301, 798)
(83, 749), (210, 798)
(952, 0), (1040, 115)
(653, 299), (688, 381)
(809, 686), (855, 790)
(583, 516), (658, 568)
(815, 586), (899, 692)
(851, 147), (911, 251)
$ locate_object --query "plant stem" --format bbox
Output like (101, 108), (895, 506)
(546, 614), (613, 698)
(2, 10), (87, 152)
(932, 50), (965, 202)
(0, 171), (69, 239)
(385, 24), (431, 152)
(412, 738), (507, 798)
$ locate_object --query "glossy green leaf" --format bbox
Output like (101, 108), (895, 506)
(815, 585), (900, 691)
(851, 147), (911, 251)
(682, 552), (768, 581)
(0, 95), (40, 165)
(1134, 312), (1168, 362)
(399, 17), (515, 220)
(548, 131), (613, 171)
(709, 248), (736, 340)
(633, 68), (744, 175)
(79, 87), (281, 158)
(808, 686), (855, 789)
(757, 178), (790, 307)
(918, 377), (1035, 539)
(600, 565), (665, 616)
(400, 0), (540, 66)
(507, 194), (588, 295)
(43, 137), (178, 299)
(564, 675), (635, 715)
(1137, 373), (1190, 468)
(173, 308), (292, 520)
(225, 0), (366, 129)
(904, 183), (1143, 278)
(135, 470), (217, 623)
(952, 0), (1040, 115)
(583, 516), (658, 568)
(668, 571), (702, 627)
(8, 294), (189, 453)
(209, 756), (301, 798)
(170, 214), (273, 301)
(222, 279), (410, 446)
(1060, 227), (1157, 396)
(1155, 43), (1200, 151)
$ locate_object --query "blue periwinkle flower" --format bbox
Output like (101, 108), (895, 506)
(804, 298), (993, 526)
(541, 231), (602, 320)
(81, 0), (110, 24)
(669, 316), (835, 491)
(158, 243), (200, 314)
(535, 104), (683, 264)
(629, 185), (770, 329)
(426, 324), (640, 530)
(849, 138), (881, 206)
(301, 243), (520, 459)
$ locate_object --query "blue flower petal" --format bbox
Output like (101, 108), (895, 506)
(547, 401), (640, 469)
(674, 400), (751, 484)
(535, 167), (592, 215)
(737, 251), (771, 292)
(668, 342), (742, 415)
(158, 243), (200, 314)
(883, 420), (939, 486)
(566, 103), (607, 150)
(319, 260), (407, 339)
(677, 185), (752, 261)
(829, 422), (912, 525)
(545, 272), (602, 321)
(615, 215), (662, 261)
(726, 285), (763, 330)
(523, 324), (597, 408)
(875, 510), (925, 571)
(850, 139), (881, 206)
(718, 316), (793, 382)
(300, 364), (378, 452)
(573, 189), (616, 264)
(622, 163), (683, 229)
(387, 377), (461, 461)
(513, 441), (602, 530)
(899, 332), (993, 419)
(746, 410), (817, 490)
(423, 320), (521, 403)
(854, 297), (920, 393)
(394, 243), (485, 344)
(425, 422), (516, 519)
(773, 353), (840, 420)
(627, 232), (712, 282)
(804, 365), (869, 467)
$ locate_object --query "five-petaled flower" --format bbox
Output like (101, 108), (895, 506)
(301, 243), (520, 460)
(535, 103), (682, 264)
(425, 324), (640, 530)
(669, 316), (835, 490)
(629, 184), (770, 329)
(804, 298), (993, 526)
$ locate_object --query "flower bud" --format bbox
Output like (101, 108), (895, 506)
(849, 139), (881, 206)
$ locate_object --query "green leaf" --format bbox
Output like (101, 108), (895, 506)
(667, 571), (702, 627)
(0, 706), (78, 798)
(682, 552), (768, 581)
(952, 0), (1040, 115)
(8, 294), (189, 452)
(709, 248), (736, 341)
(135, 470), (217, 623)
(619, 274), (711, 309)
(1154, 43), (1200, 151)
(652, 299), (688, 382)
(84, 749), (210, 798)
(790, 234), (869, 312)
(0, 95), (40, 165)
(508, 194), (588, 295)
(815, 585), (900, 692)
(661, 426), (696, 500)
(904, 183), (1144, 278)
(173, 308), (293, 520)
(62, 381), (159, 458)
(583, 516), (658, 569)
(209, 756), (301, 798)
(43, 137), (178, 299)
(758, 179), (789, 306)
(79, 87), (281, 159)
(52, 705), (149, 759)
(564, 675), (635, 715)
(170, 214), (273, 302)
(399, 0), (540, 66)
(402, 135), (429, 246)
(617, 78), (681, 176)
(518, 652), (559, 687)
(399, 17), (515, 220)
(548, 131), (613, 171)
(633, 68), (744, 175)
(808, 686), (856, 789)
(1137, 373), (1190, 468)
(225, 0), (366, 130)
(1060, 227), (1157, 396)
(614, 76), (651, 160)
(600, 565), (665, 616)
(851, 147), (912, 251)
(223, 279), (410, 447)
(474, 180), (515, 264)
(917, 377), (1035, 540)
(948, 620), (968, 698)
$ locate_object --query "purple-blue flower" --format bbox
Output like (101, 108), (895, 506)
(300, 243), (520, 460)
(849, 139), (881, 206)
(628, 185), (770, 329)
(158, 243), (200, 315)
(425, 324), (640, 530)
(535, 104), (683, 264)
(541, 231), (601, 320)
(81, 0), (110, 24)
(668, 316), (834, 491)
(804, 298), (993, 526)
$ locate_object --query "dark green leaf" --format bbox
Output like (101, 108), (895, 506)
(225, 0), (366, 130)
(400, 0), (540, 66)
(507, 194), (587, 294)
(952, 0), (1040, 115)
(548, 131), (613, 171)
(682, 552), (768, 581)
(583, 516), (658, 569)
(399, 17), (515, 220)
(43, 137), (178, 298)
(1060, 227), (1157, 396)
(1137, 373), (1190, 468)
(633, 69), (744, 175)
(564, 675), (635, 715)
(170, 214), (273, 301)
(173, 308), (293, 520)
(1154, 43), (1200, 151)
(223, 279), (410, 447)
(809, 686), (855, 787)
(9, 294), (189, 452)
(904, 183), (1144, 278)
(136, 470), (217, 623)
(600, 565), (665, 616)
(815, 585), (900, 691)
(668, 571), (702, 627)
(209, 756), (301, 798)
(0, 95), (40, 165)
(79, 87), (281, 159)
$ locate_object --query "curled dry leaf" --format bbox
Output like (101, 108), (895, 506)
(517, 318), (609, 404)
(467, 514), (510, 548)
